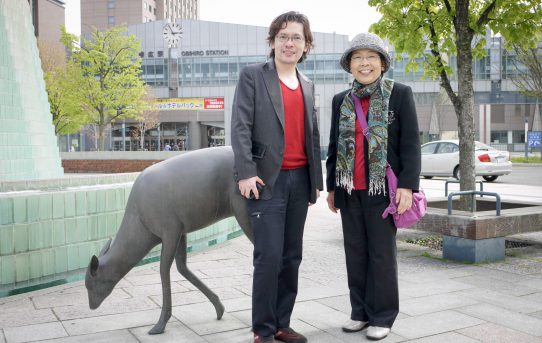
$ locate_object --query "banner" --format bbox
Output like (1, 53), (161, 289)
(154, 97), (225, 111)
(204, 98), (225, 110)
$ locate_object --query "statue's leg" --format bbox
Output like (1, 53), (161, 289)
(232, 196), (253, 244)
(175, 234), (225, 319)
(148, 234), (180, 335)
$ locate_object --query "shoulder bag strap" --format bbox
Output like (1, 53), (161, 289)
(351, 93), (394, 174)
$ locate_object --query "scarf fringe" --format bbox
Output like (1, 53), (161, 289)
(369, 179), (387, 196)
(336, 170), (354, 195)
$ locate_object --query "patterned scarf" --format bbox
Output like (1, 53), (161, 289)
(335, 77), (394, 195)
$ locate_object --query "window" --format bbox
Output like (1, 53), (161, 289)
(421, 143), (437, 155)
(108, 16), (115, 24)
(107, 0), (115, 9)
(437, 143), (459, 154)
(491, 131), (508, 143)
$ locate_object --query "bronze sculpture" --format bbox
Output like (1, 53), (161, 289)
(85, 147), (253, 334)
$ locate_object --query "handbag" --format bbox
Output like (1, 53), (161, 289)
(352, 94), (427, 228)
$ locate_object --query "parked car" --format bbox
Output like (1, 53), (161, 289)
(420, 140), (512, 182)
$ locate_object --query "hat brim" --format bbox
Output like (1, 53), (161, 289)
(340, 47), (390, 74)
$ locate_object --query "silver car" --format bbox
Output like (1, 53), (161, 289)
(420, 140), (512, 182)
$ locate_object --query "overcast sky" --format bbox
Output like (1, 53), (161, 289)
(64, 0), (381, 39)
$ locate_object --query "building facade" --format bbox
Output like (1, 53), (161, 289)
(28, 0), (65, 46)
(66, 18), (540, 154)
(81, 0), (198, 36)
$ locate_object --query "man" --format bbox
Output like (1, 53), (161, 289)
(231, 11), (323, 343)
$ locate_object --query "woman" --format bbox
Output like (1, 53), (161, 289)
(326, 32), (421, 341)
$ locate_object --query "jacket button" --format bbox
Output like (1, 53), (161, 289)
(279, 151), (283, 155)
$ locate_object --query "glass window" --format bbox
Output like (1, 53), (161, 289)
(201, 63), (210, 84)
(108, 16), (115, 24)
(229, 61), (238, 80)
(421, 143), (438, 155)
(436, 143), (459, 154)
(490, 131), (508, 144)
(107, 0), (115, 9)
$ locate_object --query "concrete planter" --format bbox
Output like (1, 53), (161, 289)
(412, 198), (542, 263)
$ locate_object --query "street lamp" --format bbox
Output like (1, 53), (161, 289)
(525, 116), (529, 159)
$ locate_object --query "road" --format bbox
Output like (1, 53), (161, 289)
(421, 165), (542, 187)
(493, 165), (542, 186)
(322, 162), (542, 202)
(419, 165), (542, 204)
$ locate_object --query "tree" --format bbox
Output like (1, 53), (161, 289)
(369, 0), (542, 208)
(510, 43), (542, 100)
(61, 26), (146, 150)
(130, 87), (161, 150)
(38, 38), (87, 135)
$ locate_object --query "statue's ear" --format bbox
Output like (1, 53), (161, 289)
(89, 255), (99, 277)
(99, 238), (112, 257)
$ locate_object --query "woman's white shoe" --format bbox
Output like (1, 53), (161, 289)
(366, 326), (390, 340)
(341, 319), (368, 332)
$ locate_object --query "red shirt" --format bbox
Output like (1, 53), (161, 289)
(353, 97), (370, 190)
(280, 80), (307, 170)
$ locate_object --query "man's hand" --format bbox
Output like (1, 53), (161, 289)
(396, 188), (413, 214)
(326, 191), (338, 213)
(238, 176), (265, 199)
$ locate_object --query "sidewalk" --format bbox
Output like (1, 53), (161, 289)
(1, 185), (542, 342)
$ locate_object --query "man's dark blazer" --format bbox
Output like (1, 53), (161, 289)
(231, 59), (323, 203)
(326, 82), (421, 209)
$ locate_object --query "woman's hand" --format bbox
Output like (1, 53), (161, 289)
(396, 188), (413, 214)
(327, 191), (338, 213)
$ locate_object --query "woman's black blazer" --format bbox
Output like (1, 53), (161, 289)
(326, 82), (421, 209)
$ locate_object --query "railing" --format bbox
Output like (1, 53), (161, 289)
(444, 179), (484, 197)
(447, 191), (501, 216)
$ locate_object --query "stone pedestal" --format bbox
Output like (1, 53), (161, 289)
(443, 235), (505, 263)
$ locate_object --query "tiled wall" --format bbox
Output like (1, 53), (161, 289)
(0, 175), (243, 295)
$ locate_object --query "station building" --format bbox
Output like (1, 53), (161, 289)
(64, 18), (540, 154)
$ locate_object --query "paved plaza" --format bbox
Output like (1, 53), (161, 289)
(1, 178), (542, 343)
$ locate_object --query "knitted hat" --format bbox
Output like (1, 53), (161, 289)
(340, 32), (391, 74)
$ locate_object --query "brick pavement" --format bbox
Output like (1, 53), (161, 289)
(1, 181), (542, 342)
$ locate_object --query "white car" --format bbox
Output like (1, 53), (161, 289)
(420, 140), (512, 182)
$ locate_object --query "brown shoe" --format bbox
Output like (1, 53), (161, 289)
(254, 334), (276, 343)
(274, 328), (307, 343)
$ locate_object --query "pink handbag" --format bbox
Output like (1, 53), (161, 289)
(352, 94), (427, 228)
(381, 165), (427, 228)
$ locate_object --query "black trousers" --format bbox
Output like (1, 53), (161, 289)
(340, 189), (399, 328)
(247, 167), (310, 337)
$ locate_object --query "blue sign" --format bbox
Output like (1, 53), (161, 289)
(528, 131), (542, 148)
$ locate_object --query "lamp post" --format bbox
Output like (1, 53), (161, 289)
(525, 116), (529, 159)
(122, 119), (126, 151)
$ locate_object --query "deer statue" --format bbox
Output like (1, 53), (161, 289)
(85, 146), (253, 334)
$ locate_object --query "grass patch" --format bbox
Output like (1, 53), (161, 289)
(505, 249), (522, 258)
(511, 156), (542, 163)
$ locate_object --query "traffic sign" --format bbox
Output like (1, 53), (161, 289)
(528, 131), (541, 148)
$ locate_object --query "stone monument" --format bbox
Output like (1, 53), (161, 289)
(0, 0), (63, 181)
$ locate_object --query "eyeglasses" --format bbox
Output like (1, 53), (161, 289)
(351, 55), (380, 63)
(276, 34), (305, 44)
